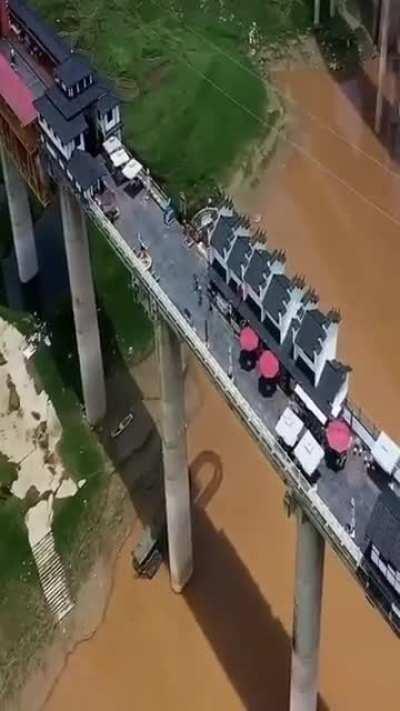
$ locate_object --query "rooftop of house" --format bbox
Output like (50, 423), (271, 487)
(318, 359), (351, 405)
(55, 53), (92, 88)
(366, 486), (400, 569)
(9, 0), (71, 64)
(210, 213), (240, 256)
(34, 92), (87, 142)
(67, 149), (106, 190)
(263, 273), (292, 322)
(244, 248), (271, 293)
(96, 90), (120, 115)
(227, 235), (252, 279)
(295, 309), (329, 359)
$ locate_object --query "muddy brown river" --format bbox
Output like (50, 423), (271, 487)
(45, 68), (400, 710)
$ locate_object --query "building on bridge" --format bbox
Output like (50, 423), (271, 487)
(207, 201), (351, 422)
(34, 51), (121, 199)
(365, 485), (400, 599)
(0, 0), (121, 201)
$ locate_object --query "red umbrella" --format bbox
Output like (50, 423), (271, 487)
(240, 326), (259, 352)
(258, 350), (280, 379)
(326, 420), (352, 454)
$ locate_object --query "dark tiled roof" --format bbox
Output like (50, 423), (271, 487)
(96, 91), (120, 114)
(9, 0), (71, 64)
(227, 237), (251, 279)
(318, 359), (351, 404)
(244, 248), (271, 292)
(366, 487), (400, 569)
(34, 94), (87, 142)
(55, 54), (92, 88)
(295, 309), (328, 359)
(67, 150), (106, 190)
(45, 81), (106, 120)
(263, 274), (292, 322)
(210, 214), (239, 256)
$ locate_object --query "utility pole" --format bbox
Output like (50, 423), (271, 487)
(375, 0), (391, 133)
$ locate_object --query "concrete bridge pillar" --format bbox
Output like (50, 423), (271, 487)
(59, 185), (106, 426)
(0, 143), (38, 283)
(156, 317), (193, 592)
(375, 0), (391, 133)
(290, 510), (325, 711)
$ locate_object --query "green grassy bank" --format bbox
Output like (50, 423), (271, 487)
(34, 0), (315, 207)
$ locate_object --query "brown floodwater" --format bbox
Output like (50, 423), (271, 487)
(44, 67), (400, 711)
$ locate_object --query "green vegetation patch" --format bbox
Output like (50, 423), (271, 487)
(34, 0), (314, 206)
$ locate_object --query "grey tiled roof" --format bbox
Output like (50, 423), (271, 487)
(10, 0), (71, 64)
(210, 214), (239, 256)
(366, 488), (400, 570)
(244, 248), (271, 292)
(263, 274), (292, 322)
(67, 150), (106, 190)
(96, 91), (120, 115)
(295, 309), (328, 359)
(34, 94), (87, 142)
(45, 81), (106, 120)
(227, 237), (252, 279)
(318, 359), (350, 404)
(55, 54), (92, 88)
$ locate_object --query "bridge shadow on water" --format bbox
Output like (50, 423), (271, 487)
(96, 338), (332, 709)
(185, 451), (331, 711)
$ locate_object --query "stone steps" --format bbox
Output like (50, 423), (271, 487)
(32, 531), (74, 623)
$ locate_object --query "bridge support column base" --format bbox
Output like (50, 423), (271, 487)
(1, 143), (38, 283)
(156, 318), (193, 593)
(59, 186), (106, 426)
(290, 510), (325, 711)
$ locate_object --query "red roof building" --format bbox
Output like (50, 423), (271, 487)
(0, 53), (37, 126)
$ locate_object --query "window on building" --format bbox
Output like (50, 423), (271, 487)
(74, 135), (81, 148)
(106, 109), (113, 124)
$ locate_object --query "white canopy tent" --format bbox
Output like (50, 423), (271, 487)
(110, 147), (130, 169)
(372, 431), (400, 475)
(294, 430), (325, 477)
(103, 136), (122, 156)
(275, 407), (304, 448)
(122, 157), (143, 182)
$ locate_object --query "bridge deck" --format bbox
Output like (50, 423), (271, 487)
(111, 183), (379, 554)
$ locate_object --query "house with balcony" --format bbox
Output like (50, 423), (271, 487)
(242, 244), (286, 318)
(292, 308), (351, 420)
(33, 50), (120, 198)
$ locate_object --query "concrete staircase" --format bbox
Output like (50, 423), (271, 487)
(32, 531), (74, 623)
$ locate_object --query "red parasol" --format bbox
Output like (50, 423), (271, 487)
(326, 420), (352, 454)
(240, 326), (259, 353)
(258, 350), (280, 379)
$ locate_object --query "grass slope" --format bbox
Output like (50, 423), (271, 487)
(34, 0), (313, 206)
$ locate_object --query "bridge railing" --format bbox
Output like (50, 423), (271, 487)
(88, 199), (363, 570)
